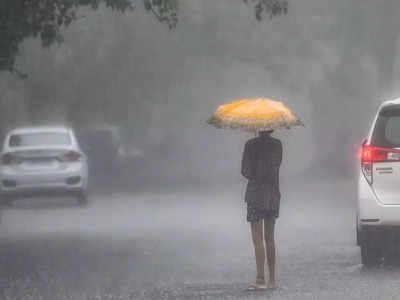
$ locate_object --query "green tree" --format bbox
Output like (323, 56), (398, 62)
(0, 0), (287, 77)
(244, 0), (287, 20)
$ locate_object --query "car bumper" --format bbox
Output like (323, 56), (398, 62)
(358, 173), (400, 226)
(0, 167), (87, 197)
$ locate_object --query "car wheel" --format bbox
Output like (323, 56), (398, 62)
(356, 218), (362, 246)
(361, 241), (382, 268)
(77, 192), (88, 206)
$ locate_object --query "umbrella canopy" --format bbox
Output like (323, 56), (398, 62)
(207, 98), (303, 132)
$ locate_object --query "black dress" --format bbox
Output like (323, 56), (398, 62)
(241, 135), (282, 222)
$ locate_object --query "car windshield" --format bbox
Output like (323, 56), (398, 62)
(9, 132), (71, 147)
(371, 107), (400, 148)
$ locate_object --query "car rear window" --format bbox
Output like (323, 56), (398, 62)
(9, 132), (71, 147)
(371, 107), (400, 148)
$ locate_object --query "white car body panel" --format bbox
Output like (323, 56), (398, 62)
(358, 98), (400, 227)
(358, 171), (400, 226)
(372, 161), (400, 205)
(0, 126), (88, 197)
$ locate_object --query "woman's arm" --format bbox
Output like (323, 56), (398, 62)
(277, 140), (282, 166)
(241, 141), (254, 180)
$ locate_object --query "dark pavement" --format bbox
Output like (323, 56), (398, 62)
(1, 179), (400, 299)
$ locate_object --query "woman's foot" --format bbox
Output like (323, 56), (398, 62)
(246, 277), (267, 291)
(246, 283), (267, 291)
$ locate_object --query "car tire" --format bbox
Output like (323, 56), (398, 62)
(356, 217), (362, 246)
(361, 241), (382, 268)
(77, 192), (88, 206)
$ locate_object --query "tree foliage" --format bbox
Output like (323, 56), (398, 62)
(143, 0), (178, 29)
(0, 0), (178, 77)
(244, 0), (288, 20)
(0, 0), (286, 77)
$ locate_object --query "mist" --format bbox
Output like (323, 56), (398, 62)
(1, 1), (400, 299)
(3, 0), (399, 186)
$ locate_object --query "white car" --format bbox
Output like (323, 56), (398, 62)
(358, 98), (400, 266)
(0, 126), (88, 206)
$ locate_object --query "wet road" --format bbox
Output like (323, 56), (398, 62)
(1, 179), (400, 299)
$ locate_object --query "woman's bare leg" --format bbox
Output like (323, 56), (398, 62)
(264, 217), (276, 289)
(251, 220), (265, 284)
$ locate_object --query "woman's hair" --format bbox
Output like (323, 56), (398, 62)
(259, 130), (274, 137)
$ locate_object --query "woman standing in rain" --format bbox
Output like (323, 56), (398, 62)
(208, 97), (300, 289)
(242, 130), (282, 291)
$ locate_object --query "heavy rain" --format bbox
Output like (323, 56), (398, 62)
(1, 0), (400, 299)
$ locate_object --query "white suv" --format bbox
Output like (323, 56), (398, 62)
(358, 98), (400, 266)
(0, 126), (88, 206)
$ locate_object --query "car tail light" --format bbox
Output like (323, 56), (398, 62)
(361, 145), (400, 162)
(1, 153), (22, 165)
(360, 145), (400, 185)
(59, 151), (81, 162)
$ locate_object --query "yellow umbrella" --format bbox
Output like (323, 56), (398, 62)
(207, 98), (303, 132)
